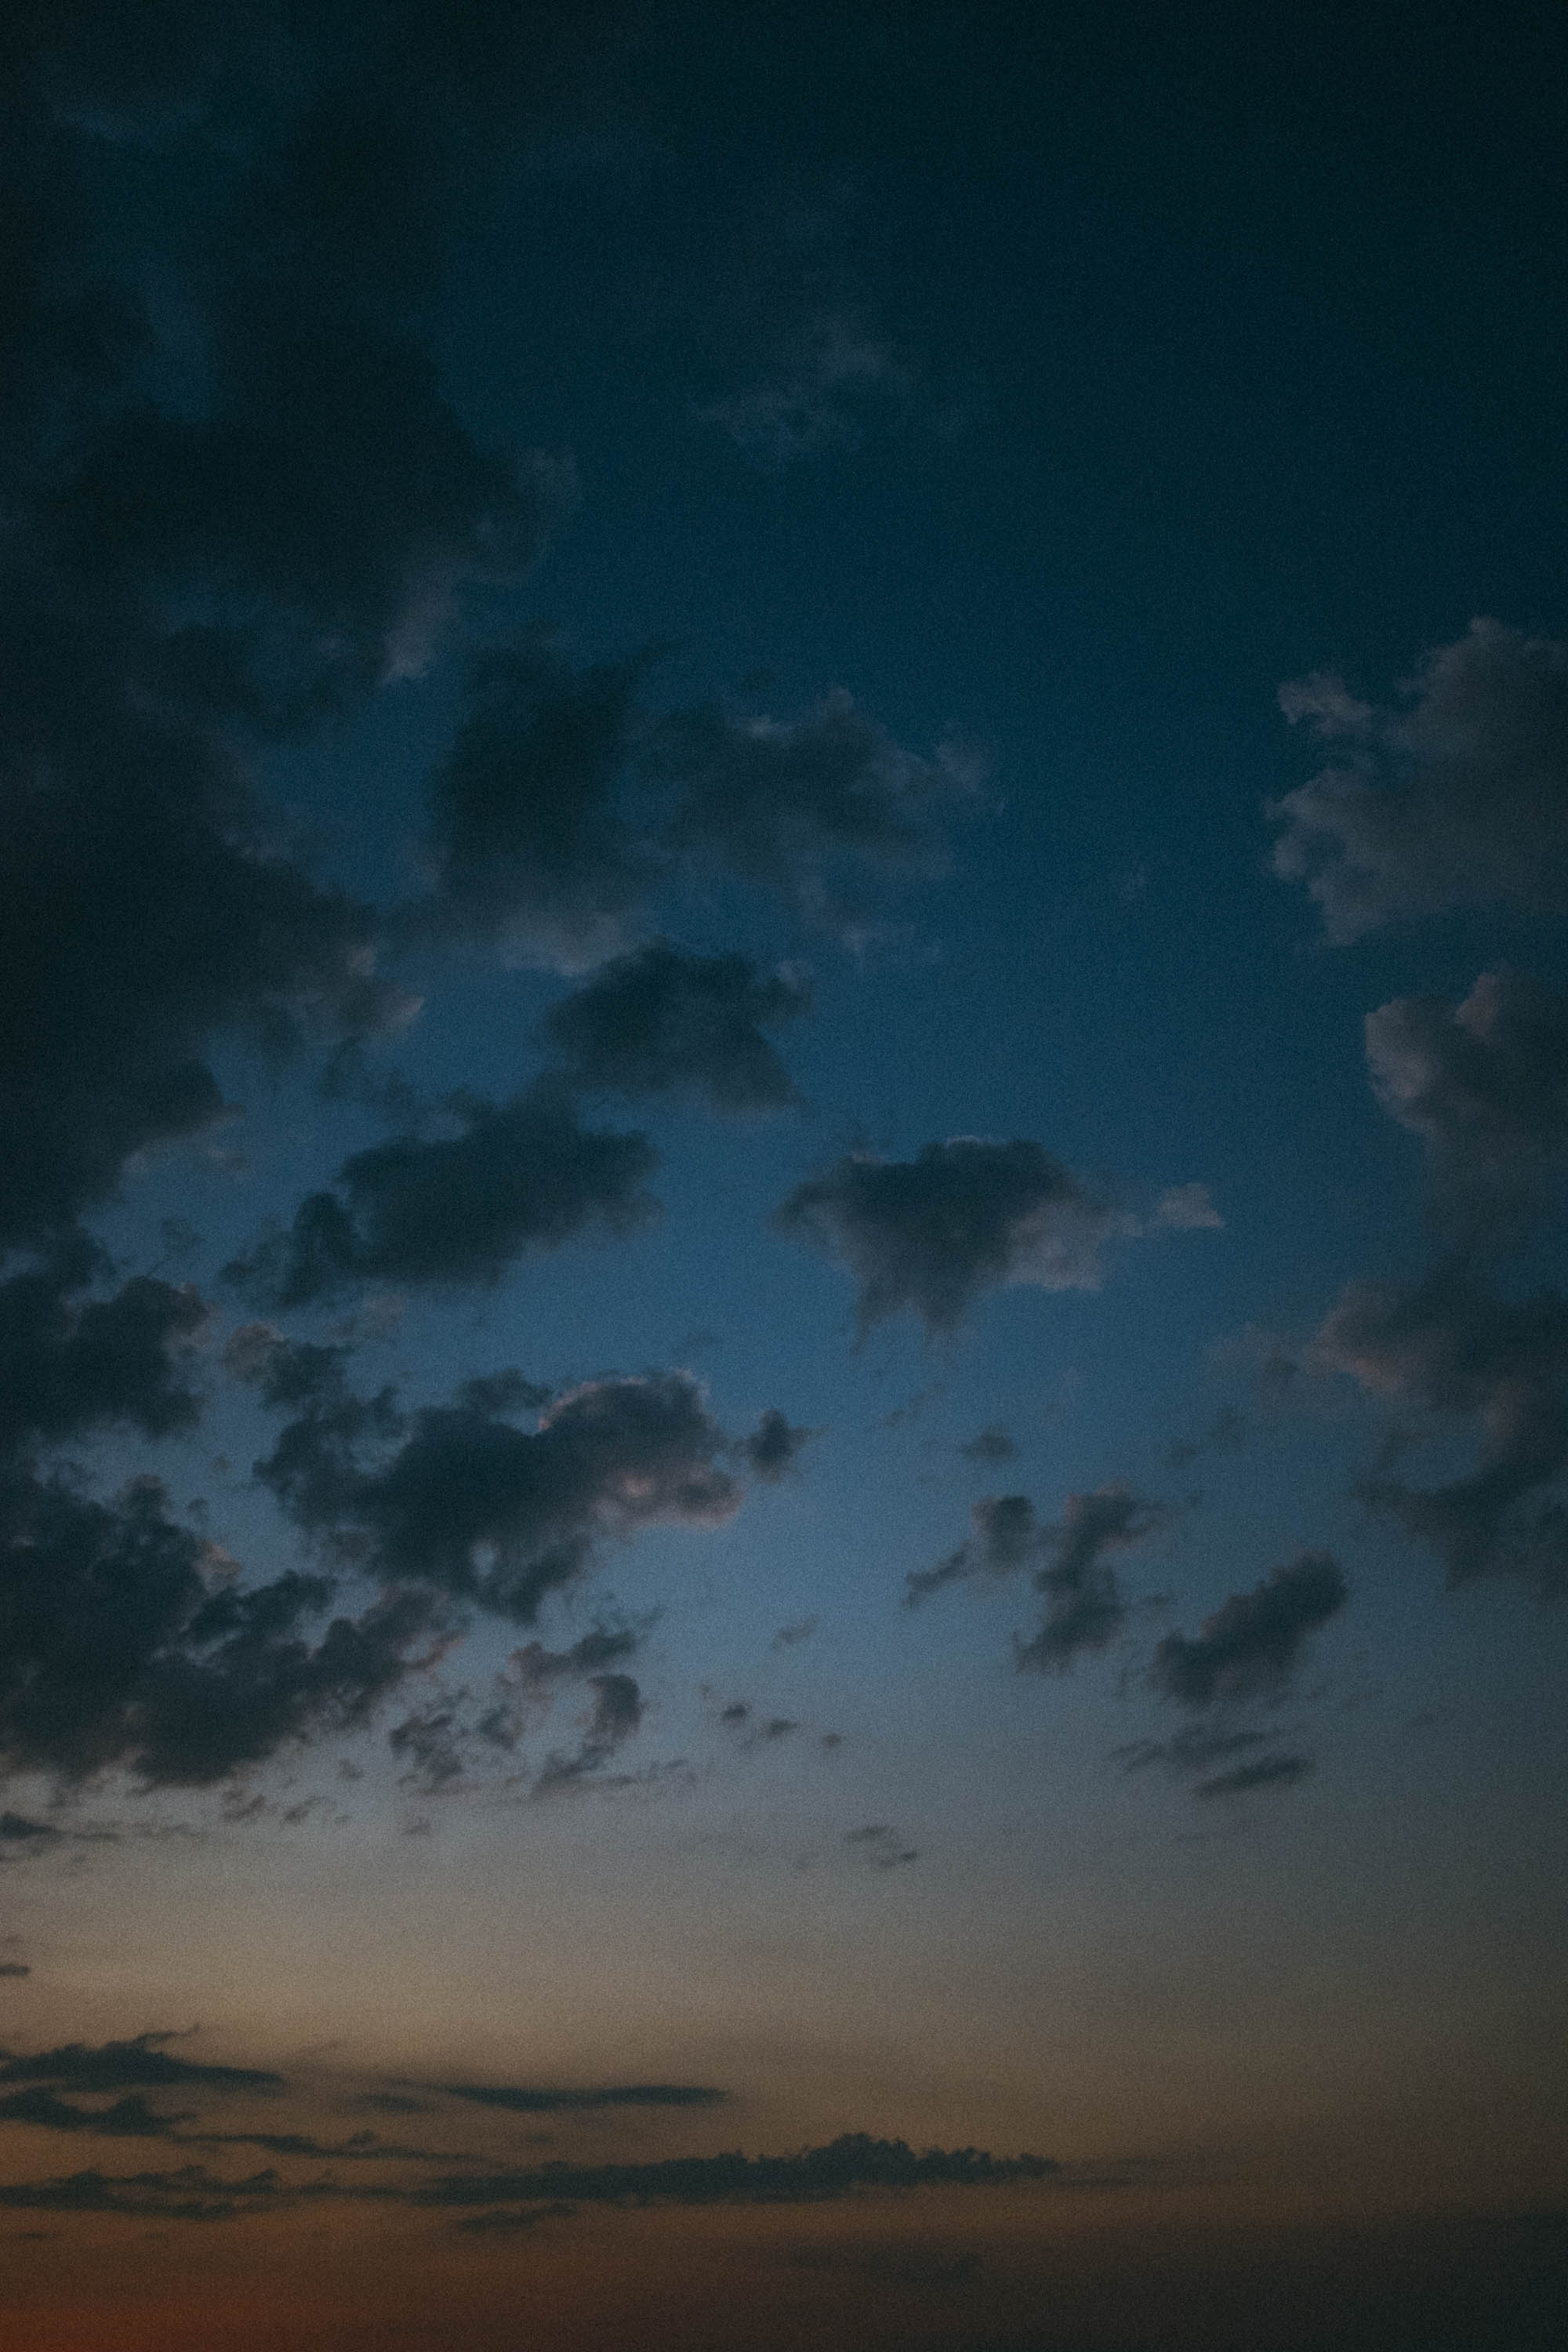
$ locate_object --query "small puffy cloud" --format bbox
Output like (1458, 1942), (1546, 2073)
(960, 1423), (1015, 1463)
(1272, 620), (1568, 939)
(1154, 1182), (1223, 1231)
(906, 1493), (1040, 1606)
(1314, 1265), (1568, 1590)
(1366, 971), (1568, 1203)
(844, 1825), (918, 1869)
(1150, 1553), (1347, 1708)
(543, 942), (811, 1112)
(741, 1409), (816, 1481)
(699, 314), (913, 466)
(228, 1078), (657, 1305)
(779, 1138), (1126, 1336)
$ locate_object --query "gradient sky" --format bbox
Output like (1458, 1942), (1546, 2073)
(3, 5), (1567, 2347)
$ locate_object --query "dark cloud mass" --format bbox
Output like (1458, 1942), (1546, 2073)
(1366, 971), (1568, 1203)
(258, 1364), (742, 1622)
(543, 942), (811, 1110)
(779, 1138), (1123, 1334)
(1272, 620), (1568, 938)
(228, 1077), (657, 1305)
(0, 0), (570, 1255)
(1150, 1554), (1347, 1708)
(423, 648), (654, 969)
(0, 2133), (1056, 2225)
(1315, 1266), (1568, 1589)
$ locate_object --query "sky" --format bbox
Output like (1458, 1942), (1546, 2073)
(2, 4), (1567, 2346)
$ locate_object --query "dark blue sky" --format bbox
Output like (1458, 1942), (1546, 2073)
(2, 6), (1566, 2346)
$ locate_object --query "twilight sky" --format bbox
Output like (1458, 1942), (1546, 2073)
(2, 5), (1566, 2347)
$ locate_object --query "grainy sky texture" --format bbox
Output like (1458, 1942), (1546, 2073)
(2, 5), (1566, 2346)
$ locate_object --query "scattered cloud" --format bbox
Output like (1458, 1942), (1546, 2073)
(1366, 970), (1568, 1216)
(844, 1825), (918, 1868)
(419, 647), (656, 971)
(1149, 1553), (1347, 1708)
(1314, 1265), (1568, 1589)
(960, 1423), (1016, 1463)
(1192, 1753), (1312, 1799)
(0, 2132), (1055, 2225)
(698, 315), (913, 466)
(437, 2082), (726, 2115)
(227, 1077), (657, 1305)
(1272, 620), (1568, 938)
(741, 1409), (817, 1481)
(1015, 1488), (1169, 1674)
(770, 1616), (818, 1650)
(909, 1486), (1167, 1674)
(256, 1361), (744, 1624)
(0, 2034), (281, 2094)
(779, 1138), (1126, 1336)
(543, 942), (811, 1111)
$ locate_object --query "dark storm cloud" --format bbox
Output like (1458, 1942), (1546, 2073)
(1272, 620), (1568, 938)
(909, 1487), (1165, 1675)
(1314, 1265), (1568, 1590)
(437, 2081), (727, 2115)
(227, 1077), (657, 1305)
(543, 942), (811, 1110)
(1149, 1554), (1347, 1708)
(741, 1408), (816, 1481)
(1366, 971), (1568, 1209)
(0, 2034), (281, 2093)
(259, 1367), (742, 1623)
(779, 1138), (1124, 1336)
